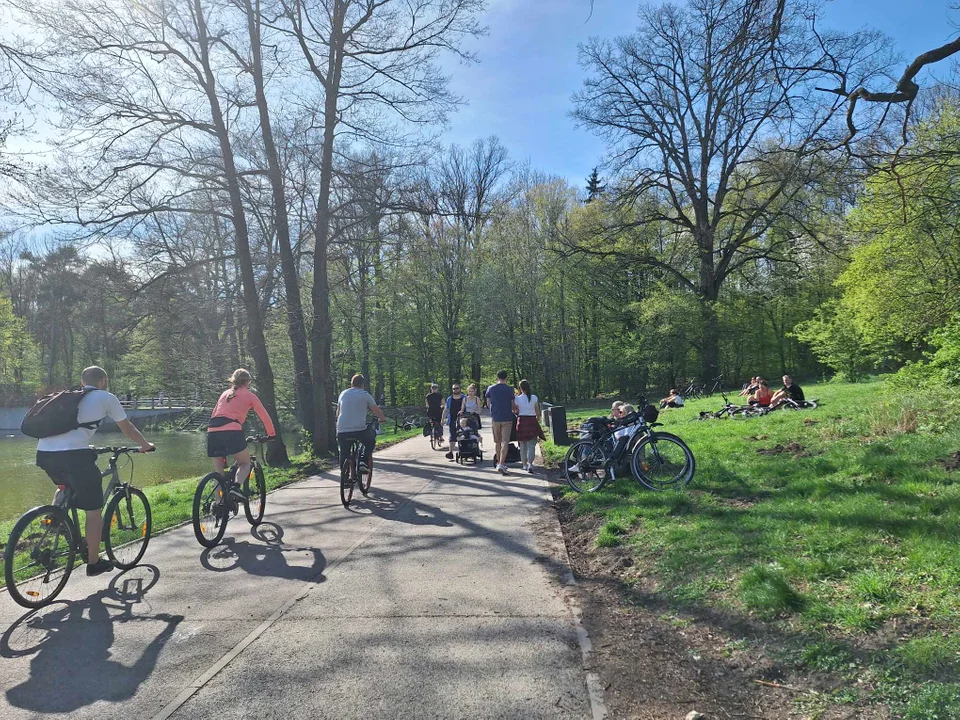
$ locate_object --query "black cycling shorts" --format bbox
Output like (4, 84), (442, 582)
(337, 429), (376, 466)
(207, 430), (247, 458)
(36, 449), (103, 511)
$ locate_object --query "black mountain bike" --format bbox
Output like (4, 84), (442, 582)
(698, 391), (762, 419)
(427, 418), (444, 450)
(682, 379), (704, 399)
(703, 375), (723, 396)
(192, 435), (272, 548)
(771, 397), (819, 411)
(340, 419), (380, 508)
(4, 446), (155, 609)
(563, 411), (695, 493)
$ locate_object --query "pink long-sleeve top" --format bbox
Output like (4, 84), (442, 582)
(208, 386), (276, 436)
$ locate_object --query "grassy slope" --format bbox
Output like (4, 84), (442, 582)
(546, 380), (960, 719)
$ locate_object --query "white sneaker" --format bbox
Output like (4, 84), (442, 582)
(567, 464), (580, 474)
(497, 464), (506, 475)
(527, 465), (534, 474)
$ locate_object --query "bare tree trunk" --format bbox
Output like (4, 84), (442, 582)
(359, 262), (370, 387)
(194, 0), (288, 464)
(309, 1), (346, 457)
(241, 0), (314, 436)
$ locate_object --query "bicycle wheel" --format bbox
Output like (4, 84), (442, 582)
(4, 506), (77, 609)
(193, 473), (228, 547)
(563, 440), (609, 493)
(631, 432), (695, 491)
(430, 433), (440, 451)
(358, 451), (373, 496)
(104, 487), (152, 569)
(243, 465), (267, 526)
(340, 455), (356, 507)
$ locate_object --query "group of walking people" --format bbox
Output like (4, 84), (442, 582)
(425, 370), (545, 475)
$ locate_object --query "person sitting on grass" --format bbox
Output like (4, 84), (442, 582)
(749, 379), (773, 407)
(740, 376), (760, 397)
(659, 389), (684, 409)
(771, 375), (805, 407)
(610, 400), (625, 420)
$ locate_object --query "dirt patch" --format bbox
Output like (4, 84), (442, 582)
(547, 481), (884, 720)
(757, 442), (812, 458)
(803, 418), (819, 426)
(746, 434), (770, 441)
(939, 451), (960, 472)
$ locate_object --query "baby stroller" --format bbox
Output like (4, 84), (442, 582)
(455, 414), (483, 465)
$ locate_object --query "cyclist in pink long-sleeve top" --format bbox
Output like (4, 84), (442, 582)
(207, 368), (276, 483)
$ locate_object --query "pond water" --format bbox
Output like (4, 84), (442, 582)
(0, 430), (298, 523)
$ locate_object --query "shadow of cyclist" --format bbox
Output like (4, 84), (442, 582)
(199, 523), (326, 583)
(3, 565), (183, 713)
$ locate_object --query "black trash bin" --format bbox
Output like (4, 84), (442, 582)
(548, 405), (570, 446)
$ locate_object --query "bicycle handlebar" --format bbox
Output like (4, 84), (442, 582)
(92, 446), (156, 456)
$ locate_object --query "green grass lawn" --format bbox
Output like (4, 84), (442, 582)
(0, 424), (422, 587)
(545, 379), (960, 718)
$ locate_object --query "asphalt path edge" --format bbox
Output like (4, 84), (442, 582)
(535, 475), (609, 720)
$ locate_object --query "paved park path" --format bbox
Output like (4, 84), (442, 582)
(0, 422), (600, 719)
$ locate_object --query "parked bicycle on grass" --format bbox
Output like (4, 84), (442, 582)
(563, 401), (695, 493)
(5, 446), (156, 609)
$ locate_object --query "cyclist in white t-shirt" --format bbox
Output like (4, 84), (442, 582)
(35, 366), (155, 576)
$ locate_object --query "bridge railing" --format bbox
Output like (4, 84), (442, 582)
(120, 397), (203, 410)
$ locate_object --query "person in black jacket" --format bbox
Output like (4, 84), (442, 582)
(771, 375), (805, 407)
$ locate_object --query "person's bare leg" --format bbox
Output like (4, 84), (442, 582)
(233, 449), (252, 486)
(86, 510), (102, 563)
(213, 457), (227, 475)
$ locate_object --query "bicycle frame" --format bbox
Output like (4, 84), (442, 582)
(41, 453), (131, 563)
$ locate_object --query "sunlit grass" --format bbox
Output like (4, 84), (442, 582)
(547, 378), (960, 715)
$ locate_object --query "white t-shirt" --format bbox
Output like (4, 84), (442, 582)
(337, 388), (377, 433)
(515, 393), (538, 417)
(37, 387), (128, 452)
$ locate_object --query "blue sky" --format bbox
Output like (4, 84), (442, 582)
(439, 0), (960, 190)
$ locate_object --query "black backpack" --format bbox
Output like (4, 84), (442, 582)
(20, 388), (101, 439)
(506, 442), (521, 463)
